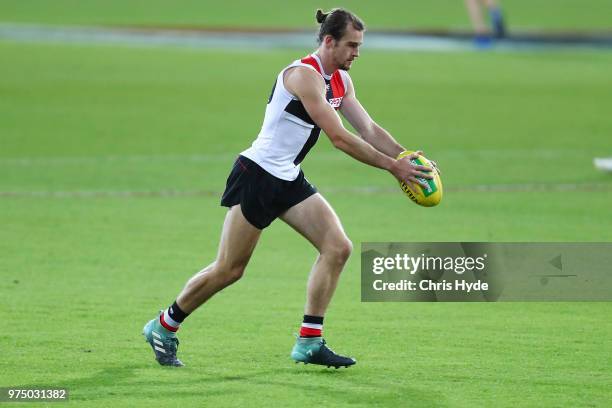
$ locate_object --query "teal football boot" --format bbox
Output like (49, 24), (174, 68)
(291, 337), (356, 368)
(142, 312), (184, 367)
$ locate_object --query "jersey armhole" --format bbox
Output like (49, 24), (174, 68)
(281, 63), (320, 100)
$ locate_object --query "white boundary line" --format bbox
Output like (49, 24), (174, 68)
(0, 153), (235, 166)
(1, 183), (611, 199)
(0, 149), (592, 166)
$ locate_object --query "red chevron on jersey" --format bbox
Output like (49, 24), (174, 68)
(301, 55), (322, 74)
(300, 55), (346, 109)
(330, 71), (345, 100)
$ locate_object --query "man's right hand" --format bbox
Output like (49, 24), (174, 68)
(389, 150), (434, 188)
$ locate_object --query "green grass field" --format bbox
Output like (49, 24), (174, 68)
(1, 16), (612, 408)
(1, 0), (612, 31)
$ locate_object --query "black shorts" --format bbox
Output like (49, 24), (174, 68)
(220, 155), (317, 229)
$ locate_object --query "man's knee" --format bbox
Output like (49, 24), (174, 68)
(216, 261), (247, 285)
(339, 237), (353, 262)
(324, 236), (353, 266)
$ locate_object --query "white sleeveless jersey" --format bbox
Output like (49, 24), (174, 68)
(241, 54), (349, 181)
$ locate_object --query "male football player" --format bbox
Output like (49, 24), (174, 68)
(144, 8), (433, 368)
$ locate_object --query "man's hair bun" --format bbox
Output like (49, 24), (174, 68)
(315, 9), (329, 24)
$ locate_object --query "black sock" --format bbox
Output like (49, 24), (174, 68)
(168, 300), (189, 323)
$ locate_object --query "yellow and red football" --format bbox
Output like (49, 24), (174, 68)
(397, 150), (443, 207)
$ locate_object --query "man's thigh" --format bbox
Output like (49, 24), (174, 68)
(280, 193), (348, 251)
(217, 205), (262, 267)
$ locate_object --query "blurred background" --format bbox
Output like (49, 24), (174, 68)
(1, 0), (612, 31)
(1, 1), (611, 406)
(2, 0), (610, 236)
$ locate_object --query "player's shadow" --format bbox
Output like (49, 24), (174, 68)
(18, 364), (237, 401)
(244, 368), (443, 407)
(29, 363), (444, 406)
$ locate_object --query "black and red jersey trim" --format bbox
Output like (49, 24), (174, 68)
(284, 55), (346, 165)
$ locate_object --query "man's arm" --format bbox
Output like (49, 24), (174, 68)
(283, 67), (431, 186)
(339, 73), (405, 158)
